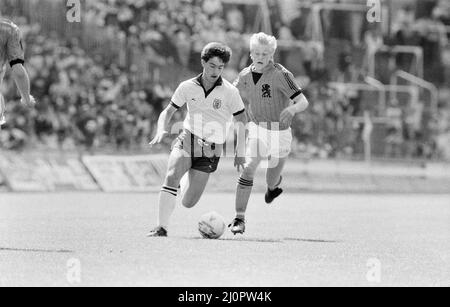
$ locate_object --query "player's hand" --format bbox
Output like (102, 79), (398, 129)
(280, 107), (296, 127)
(149, 130), (168, 146)
(21, 95), (36, 108)
(234, 155), (246, 172)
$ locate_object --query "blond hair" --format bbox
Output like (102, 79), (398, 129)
(249, 32), (277, 54)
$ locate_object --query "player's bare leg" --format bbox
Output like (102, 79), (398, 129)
(147, 147), (191, 237)
(181, 169), (211, 209)
(265, 157), (287, 204)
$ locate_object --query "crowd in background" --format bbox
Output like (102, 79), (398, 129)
(0, 25), (162, 152)
(0, 0), (449, 160)
(83, 0), (255, 73)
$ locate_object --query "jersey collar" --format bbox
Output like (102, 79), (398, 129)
(250, 61), (275, 74)
(194, 74), (223, 98)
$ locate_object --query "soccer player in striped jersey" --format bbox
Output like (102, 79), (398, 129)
(229, 32), (309, 235)
(147, 42), (247, 237)
(0, 17), (36, 126)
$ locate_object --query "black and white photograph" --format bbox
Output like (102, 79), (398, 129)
(0, 0), (449, 290)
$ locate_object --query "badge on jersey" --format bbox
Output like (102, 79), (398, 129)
(213, 98), (222, 110)
(262, 84), (272, 98)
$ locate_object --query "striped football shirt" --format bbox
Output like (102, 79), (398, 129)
(234, 62), (302, 131)
(0, 18), (25, 83)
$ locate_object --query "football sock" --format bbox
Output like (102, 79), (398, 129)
(235, 177), (254, 220)
(157, 185), (178, 229)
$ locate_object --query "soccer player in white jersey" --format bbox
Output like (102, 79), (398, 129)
(0, 17), (36, 126)
(229, 32), (309, 235)
(147, 42), (247, 237)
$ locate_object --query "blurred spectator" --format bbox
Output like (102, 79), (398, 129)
(0, 0), (449, 162)
(384, 99), (403, 158)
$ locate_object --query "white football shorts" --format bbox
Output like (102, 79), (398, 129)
(246, 122), (293, 160)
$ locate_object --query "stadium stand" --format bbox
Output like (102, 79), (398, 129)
(0, 0), (449, 161)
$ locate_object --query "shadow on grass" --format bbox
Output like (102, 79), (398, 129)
(182, 237), (283, 243)
(283, 238), (341, 243)
(179, 237), (341, 244)
(0, 247), (74, 253)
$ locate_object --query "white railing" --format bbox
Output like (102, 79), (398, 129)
(302, 2), (426, 80)
(328, 81), (384, 118)
(328, 79), (420, 164)
(310, 2), (371, 43)
(365, 76), (386, 115)
(328, 81), (419, 118)
(391, 70), (439, 113)
(369, 45), (424, 79)
(304, 2), (427, 80)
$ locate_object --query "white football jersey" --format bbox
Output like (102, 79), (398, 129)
(171, 75), (245, 144)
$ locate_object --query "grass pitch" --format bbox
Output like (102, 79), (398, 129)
(0, 192), (449, 287)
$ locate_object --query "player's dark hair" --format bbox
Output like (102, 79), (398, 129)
(201, 42), (232, 64)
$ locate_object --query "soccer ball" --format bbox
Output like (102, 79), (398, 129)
(198, 212), (226, 239)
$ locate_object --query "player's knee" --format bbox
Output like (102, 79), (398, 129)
(165, 170), (182, 188)
(241, 170), (255, 181)
(241, 160), (259, 179)
(181, 196), (198, 209)
(267, 155), (285, 169)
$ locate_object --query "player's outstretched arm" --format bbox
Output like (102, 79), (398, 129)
(11, 64), (35, 108)
(149, 104), (178, 146)
(280, 93), (309, 127)
(233, 111), (247, 172)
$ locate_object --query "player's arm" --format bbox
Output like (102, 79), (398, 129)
(149, 103), (178, 146)
(7, 25), (35, 107)
(280, 93), (309, 127)
(231, 85), (248, 171)
(276, 68), (309, 126)
(233, 70), (250, 149)
(234, 110), (248, 157)
(288, 93), (309, 114)
(233, 110), (247, 171)
(11, 64), (35, 107)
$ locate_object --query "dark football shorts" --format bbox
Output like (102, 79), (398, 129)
(173, 129), (223, 174)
